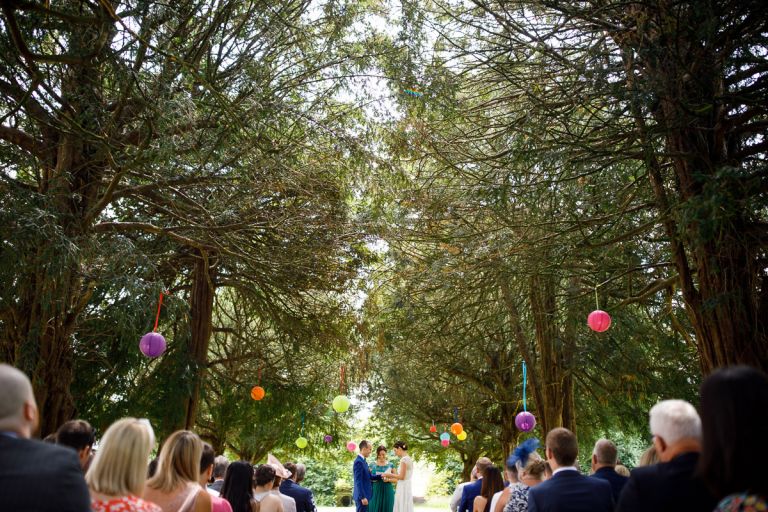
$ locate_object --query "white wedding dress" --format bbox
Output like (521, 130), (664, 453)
(393, 455), (414, 512)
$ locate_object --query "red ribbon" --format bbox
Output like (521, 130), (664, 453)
(153, 292), (164, 332)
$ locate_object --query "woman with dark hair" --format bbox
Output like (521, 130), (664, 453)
(369, 446), (395, 512)
(472, 466), (504, 512)
(221, 461), (257, 512)
(698, 365), (768, 511)
(383, 441), (413, 512)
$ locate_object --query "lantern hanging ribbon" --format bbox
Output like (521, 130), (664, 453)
(153, 291), (164, 332)
(139, 291), (167, 358)
(515, 361), (536, 432)
(522, 362), (527, 412)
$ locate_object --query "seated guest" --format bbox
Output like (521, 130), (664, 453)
(503, 439), (546, 512)
(209, 455), (230, 496)
(698, 366), (768, 511)
(0, 363), (91, 512)
(451, 467), (477, 512)
(459, 457), (492, 512)
(473, 466), (504, 512)
(57, 419), (96, 471)
(590, 438), (628, 503)
(143, 430), (212, 512)
(221, 461), (257, 512)
(614, 465), (630, 477)
(493, 453), (520, 512)
(268, 454), (297, 512)
(199, 443), (233, 512)
(280, 462), (317, 512)
(251, 464), (284, 512)
(637, 446), (658, 467)
(616, 399), (717, 512)
(86, 418), (161, 512)
(528, 428), (613, 512)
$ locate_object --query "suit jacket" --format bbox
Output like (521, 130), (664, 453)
(591, 466), (629, 504)
(352, 455), (381, 502)
(528, 469), (613, 512)
(616, 452), (718, 512)
(281, 479), (317, 512)
(0, 433), (91, 512)
(208, 479), (225, 494)
(458, 478), (483, 512)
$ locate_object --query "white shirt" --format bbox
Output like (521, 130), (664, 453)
(450, 482), (470, 512)
(489, 490), (504, 512)
(551, 466), (580, 476)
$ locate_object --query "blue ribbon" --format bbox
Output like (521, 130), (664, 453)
(522, 362), (527, 412)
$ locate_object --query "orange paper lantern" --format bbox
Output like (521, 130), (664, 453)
(251, 386), (265, 400)
(450, 422), (464, 435)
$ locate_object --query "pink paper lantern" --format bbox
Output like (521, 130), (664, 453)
(139, 332), (166, 357)
(587, 310), (612, 332)
(346, 441), (357, 452)
(515, 411), (536, 432)
(441, 439), (450, 447)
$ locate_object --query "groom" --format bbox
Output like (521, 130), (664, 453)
(352, 440), (382, 512)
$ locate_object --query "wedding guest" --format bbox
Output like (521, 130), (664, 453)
(590, 439), (628, 503)
(281, 462), (318, 512)
(209, 456), (230, 496)
(528, 428), (613, 512)
(615, 465), (630, 477)
(221, 461), (258, 512)
(698, 366), (768, 511)
(143, 430), (212, 512)
(0, 363), (90, 512)
(199, 443), (232, 512)
(459, 457), (492, 512)
(451, 467), (477, 512)
(503, 449), (546, 512)
(473, 466), (503, 512)
(294, 464), (308, 485)
(494, 442), (527, 512)
(252, 464), (283, 512)
(616, 399), (717, 512)
(86, 418), (161, 512)
(637, 446), (658, 467)
(269, 454), (297, 512)
(57, 419), (96, 471)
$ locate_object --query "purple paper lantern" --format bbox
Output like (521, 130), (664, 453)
(324, 435), (333, 443)
(139, 332), (166, 358)
(515, 411), (536, 432)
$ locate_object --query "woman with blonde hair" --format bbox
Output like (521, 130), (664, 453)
(143, 430), (212, 512)
(86, 417), (162, 512)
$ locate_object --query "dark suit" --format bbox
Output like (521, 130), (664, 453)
(616, 452), (717, 512)
(591, 466), (629, 505)
(0, 433), (91, 512)
(458, 478), (483, 512)
(208, 479), (225, 494)
(353, 455), (381, 512)
(281, 479), (317, 512)
(528, 468), (613, 512)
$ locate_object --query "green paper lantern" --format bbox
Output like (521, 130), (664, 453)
(332, 395), (351, 413)
(295, 436), (308, 449)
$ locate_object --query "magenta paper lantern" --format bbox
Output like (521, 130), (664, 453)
(515, 411), (536, 432)
(324, 435), (333, 443)
(346, 441), (357, 452)
(440, 439), (450, 447)
(587, 310), (612, 332)
(139, 332), (166, 357)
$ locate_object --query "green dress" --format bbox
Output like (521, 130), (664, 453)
(369, 462), (395, 512)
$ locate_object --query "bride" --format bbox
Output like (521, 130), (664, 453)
(383, 441), (413, 512)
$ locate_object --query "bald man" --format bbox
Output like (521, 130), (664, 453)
(0, 363), (90, 512)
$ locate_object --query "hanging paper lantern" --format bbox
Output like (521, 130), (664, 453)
(324, 435), (333, 443)
(429, 423), (437, 433)
(333, 395), (351, 413)
(139, 332), (166, 358)
(295, 437), (308, 449)
(441, 439), (450, 447)
(515, 411), (536, 432)
(250, 386), (265, 401)
(587, 310), (612, 332)
(450, 422), (464, 435)
(346, 441), (357, 452)
(457, 431), (467, 441)
(439, 432), (450, 442)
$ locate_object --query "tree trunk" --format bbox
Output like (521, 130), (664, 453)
(184, 251), (217, 430)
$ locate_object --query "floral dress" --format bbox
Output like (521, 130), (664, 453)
(92, 495), (163, 512)
(502, 484), (529, 512)
(716, 493), (767, 512)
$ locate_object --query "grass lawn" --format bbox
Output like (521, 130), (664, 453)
(318, 495), (451, 512)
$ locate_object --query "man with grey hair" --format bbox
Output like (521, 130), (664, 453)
(616, 399), (717, 512)
(207, 455), (229, 495)
(0, 363), (90, 511)
(281, 461), (317, 512)
(590, 438), (628, 503)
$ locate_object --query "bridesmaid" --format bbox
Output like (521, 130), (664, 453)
(369, 445), (395, 512)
